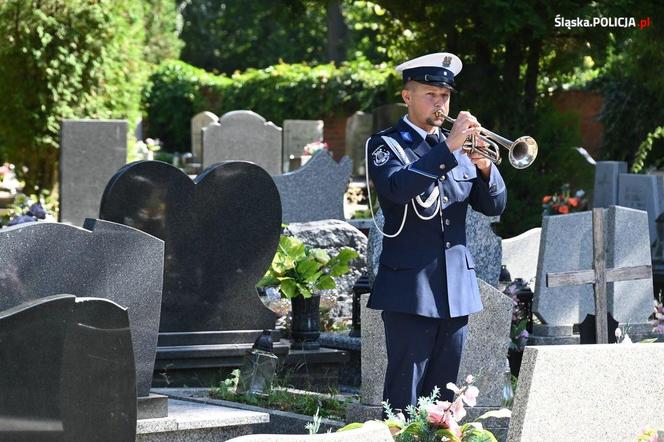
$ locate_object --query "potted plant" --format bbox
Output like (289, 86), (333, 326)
(257, 234), (358, 350)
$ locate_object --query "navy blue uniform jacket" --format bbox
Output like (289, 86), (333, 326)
(367, 118), (507, 318)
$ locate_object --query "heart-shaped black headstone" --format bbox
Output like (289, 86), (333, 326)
(100, 160), (281, 332)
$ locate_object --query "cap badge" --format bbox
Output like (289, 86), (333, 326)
(442, 56), (452, 67)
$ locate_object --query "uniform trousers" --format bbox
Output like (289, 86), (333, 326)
(382, 310), (468, 412)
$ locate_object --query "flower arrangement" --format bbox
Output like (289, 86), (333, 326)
(379, 377), (503, 442)
(257, 234), (358, 299)
(542, 183), (588, 216)
(2, 192), (55, 227)
(302, 140), (328, 156)
(504, 279), (530, 352)
(135, 138), (162, 161)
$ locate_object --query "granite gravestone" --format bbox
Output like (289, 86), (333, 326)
(191, 111), (219, 162)
(507, 344), (664, 442)
(282, 119), (324, 172)
(372, 103), (407, 133)
(0, 220), (163, 398)
(533, 206), (653, 331)
(465, 208), (502, 287)
(202, 110), (282, 175)
(0, 294), (136, 441)
(273, 150), (352, 223)
(592, 161), (627, 208)
(59, 119), (127, 226)
(502, 227), (541, 284)
(366, 208), (502, 287)
(618, 173), (664, 245)
(345, 111), (373, 177)
(350, 281), (512, 421)
(100, 160), (281, 333)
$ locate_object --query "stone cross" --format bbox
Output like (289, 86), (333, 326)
(546, 208), (652, 343)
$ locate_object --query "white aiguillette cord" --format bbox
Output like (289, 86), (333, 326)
(365, 136), (441, 238)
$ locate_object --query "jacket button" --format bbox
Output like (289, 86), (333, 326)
(442, 196), (449, 204)
(445, 219), (451, 226)
(439, 175), (446, 181)
(439, 164), (446, 170)
(463, 172), (469, 179)
(445, 242), (451, 248)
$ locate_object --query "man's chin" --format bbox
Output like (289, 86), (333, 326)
(425, 118), (443, 127)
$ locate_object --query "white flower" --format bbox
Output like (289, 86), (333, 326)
(614, 328), (622, 338)
(465, 374), (474, 384)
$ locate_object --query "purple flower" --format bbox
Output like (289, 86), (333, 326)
(27, 203), (47, 219)
(7, 214), (38, 226)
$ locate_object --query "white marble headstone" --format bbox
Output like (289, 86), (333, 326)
(502, 227), (542, 284)
(191, 111), (218, 162)
(202, 110), (282, 175)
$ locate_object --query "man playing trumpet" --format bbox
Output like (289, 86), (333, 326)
(365, 52), (507, 411)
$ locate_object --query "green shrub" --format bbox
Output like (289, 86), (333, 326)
(143, 59), (401, 151)
(0, 0), (149, 191)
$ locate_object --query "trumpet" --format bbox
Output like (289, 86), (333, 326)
(434, 110), (538, 169)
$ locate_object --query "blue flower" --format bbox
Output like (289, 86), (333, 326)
(27, 202), (47, 219)
(7, 214), (38, 226)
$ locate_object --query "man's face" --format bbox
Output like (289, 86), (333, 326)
(401, 82), (451, 129)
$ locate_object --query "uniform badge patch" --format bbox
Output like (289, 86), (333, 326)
(372, 145), (390, 166)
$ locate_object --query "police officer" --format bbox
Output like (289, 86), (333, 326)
(366, 52), (507, 411)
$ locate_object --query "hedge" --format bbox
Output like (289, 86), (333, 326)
(142, 59), (402, 151)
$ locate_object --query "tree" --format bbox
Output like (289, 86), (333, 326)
(0, 0), (149, 191)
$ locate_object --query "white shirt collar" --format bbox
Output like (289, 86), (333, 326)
(403, 115), (443, 142)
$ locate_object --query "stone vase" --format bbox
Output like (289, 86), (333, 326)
(290, 294), (321, 350)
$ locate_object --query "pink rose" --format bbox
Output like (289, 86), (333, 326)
(426, 401), (451, 427)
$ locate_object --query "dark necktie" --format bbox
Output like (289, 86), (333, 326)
(425, 133), (439, 147)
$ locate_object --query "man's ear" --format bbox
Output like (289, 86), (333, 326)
(401, 88), (410, 106)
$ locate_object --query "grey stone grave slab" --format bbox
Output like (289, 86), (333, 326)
(202, 110), (282, 175)
(372, 103), (407, 132)
(59, 119), (127, 226)
(457, 280), (513, 407)
(225, 421), (392, 442)
(0, 220), (163, 399)
(273, 150), (352, 223)
(282, 119), (323, 172)
(507, 344), (664, 441)
(466, 208), (502, 287)
(502, 227), (541, 284)
(353, 280), (512, 415)
(191, 111), (218, 162)
(345, 111), (373, 177)
(533, 206), (653, 331)
(593, 161), (627, 208)
(618, 172), (664, 245)
(366, 208), (502, 287)
(0, 294), (136, 441)
(100, 160), (280, 333)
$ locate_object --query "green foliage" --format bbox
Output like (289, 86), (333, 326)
(179, 0), (327, 74)
(494, 102), (593, 238)
(257, 235), (359, 300)
(211, 370), (351, 421)
(631, 127), (664, 173)
(143, 59), (400, 151)
(0, 0), (149, 191)
(142, 0), (184, 64)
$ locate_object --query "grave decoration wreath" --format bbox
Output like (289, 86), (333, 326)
(541, 183), (588, 216)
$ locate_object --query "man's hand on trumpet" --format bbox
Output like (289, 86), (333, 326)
(445, 111), (482, 152)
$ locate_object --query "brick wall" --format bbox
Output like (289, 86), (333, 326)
(323, 115), (350, 161)
(551, 90), (605, 158)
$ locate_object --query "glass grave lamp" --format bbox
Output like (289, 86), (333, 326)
(236, 330), (279, 396)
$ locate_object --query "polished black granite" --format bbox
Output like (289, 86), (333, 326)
(0, 220), (163, 398)
(100, 160), (281, 332)
(0, 295), (136, 441)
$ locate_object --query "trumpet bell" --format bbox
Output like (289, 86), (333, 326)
(509, 136), (538, 169)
